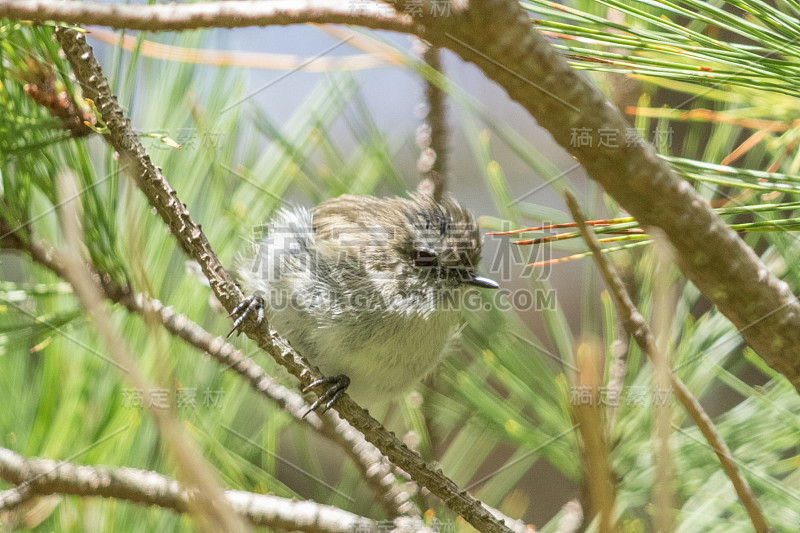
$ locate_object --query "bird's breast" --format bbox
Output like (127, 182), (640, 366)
(307, 308), (460, 405)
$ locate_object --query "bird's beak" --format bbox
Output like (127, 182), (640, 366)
(465, 274), (500, 289)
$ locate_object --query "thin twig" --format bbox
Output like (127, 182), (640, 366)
(484, 504), (535, 533)
(572, 340), (615, 533)
(652, 245), (673, 533)
(415, 40), (448, 201)
(0, 0), (414, 34)
(0, 484), (33, 513)
(88, 28), (395, 71)
(0, 447), (378, 533)
(554, 499), (583, 533)
(564, 190), (772, 533)
(52, 27), (511, 533)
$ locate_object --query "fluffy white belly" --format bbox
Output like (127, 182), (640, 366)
(275, 307), (459, 405)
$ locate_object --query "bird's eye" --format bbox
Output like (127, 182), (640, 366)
(414, 249), (437, 267)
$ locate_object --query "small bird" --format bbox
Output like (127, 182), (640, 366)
(231, 193), (498, 412)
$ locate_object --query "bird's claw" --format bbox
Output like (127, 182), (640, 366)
(302, 374), (350, 417)
(227, 293), (265, 338)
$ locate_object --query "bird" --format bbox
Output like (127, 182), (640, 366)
(230, 192), (498, 412)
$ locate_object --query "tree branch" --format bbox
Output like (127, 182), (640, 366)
(119, 289), (419, 517)
(564, 191), (772, 533)
(107, 292), (419, 518)
(0, 447), (377, 533)
(410, 0), (800, 391)
(51, 27), (511, 533)
(0, 0), (415, 34)
(415, 41), (448, 201)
